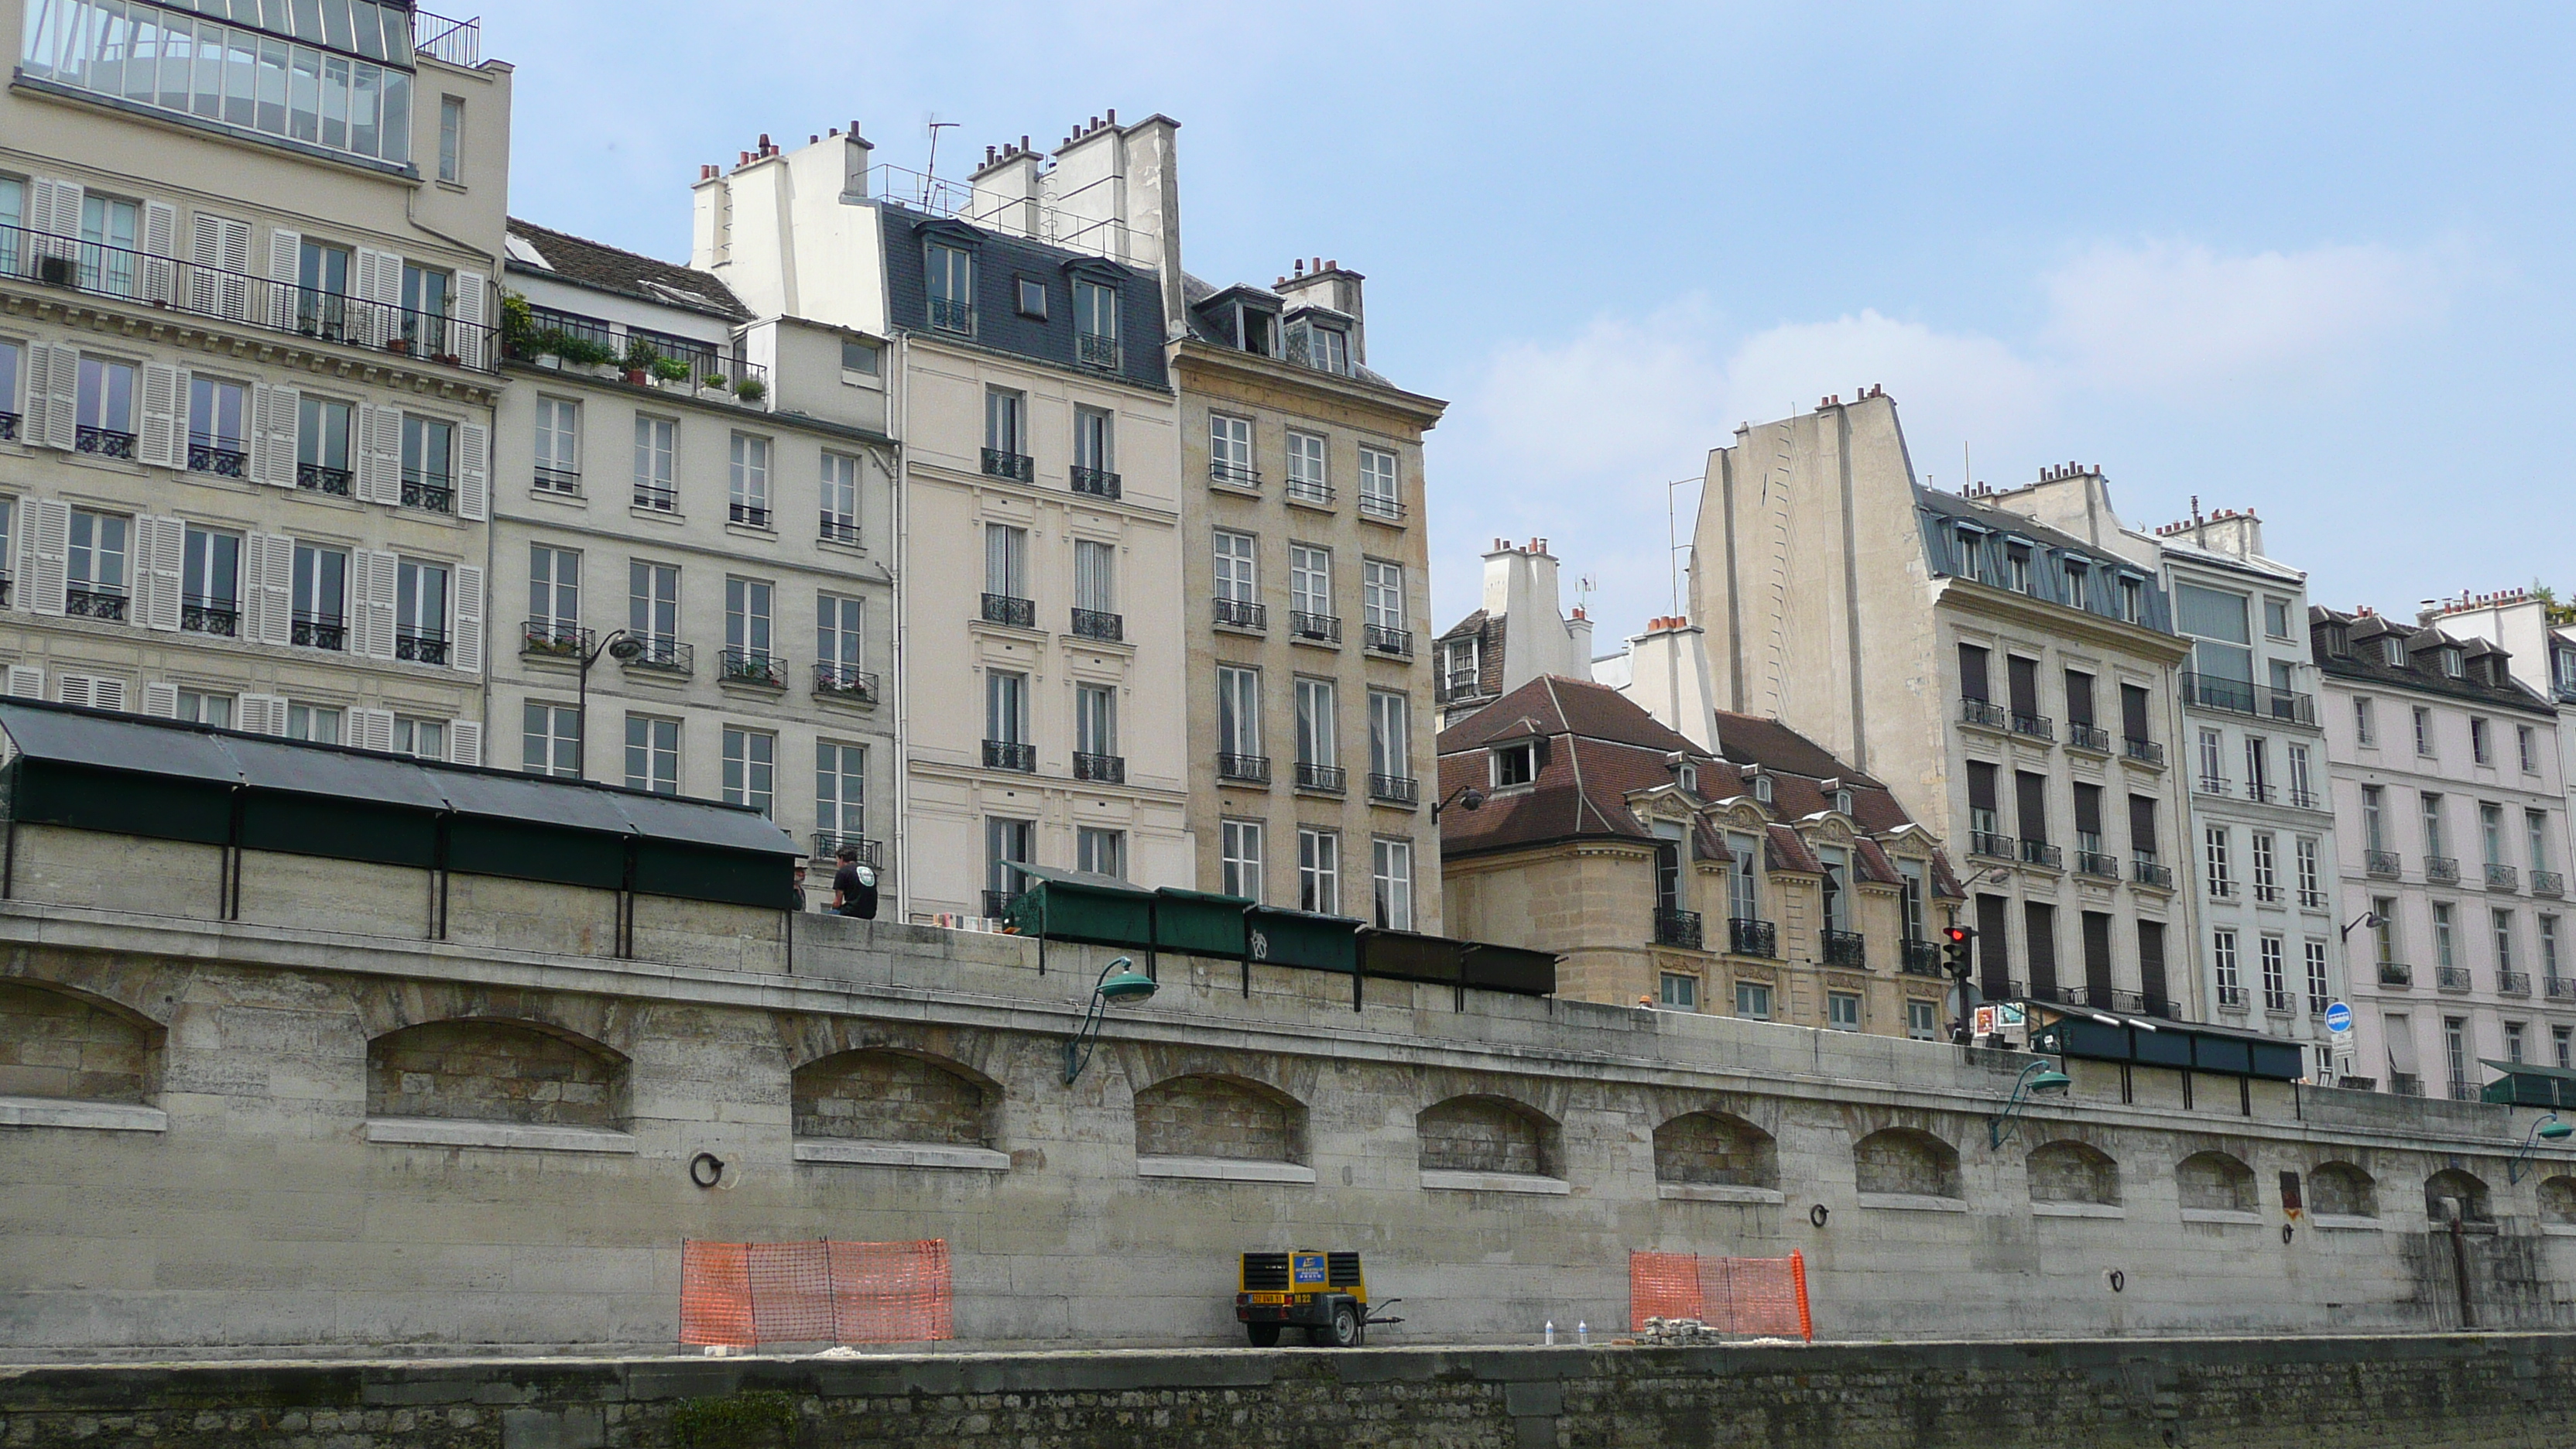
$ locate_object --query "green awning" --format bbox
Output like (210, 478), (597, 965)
(1002, 863), (1157, 948)
(2480, 1058), (2576, 1108)
(2024, 1002), (2307, 1081)
(1152, 886), (1254, 957)
(1246, 904), (1362, 972)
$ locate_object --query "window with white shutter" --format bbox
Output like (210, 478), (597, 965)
(5, 665), (43, 699)
(57, 674), (127, 712)
(140, 200), (176, 304)
(451, 563), (485, 673)
(455, 420), (489, 520)
(29, 499), (70, 615)
(142, 681), (179, 719)
(190, 213), (252, 320)
(352, 707), (396, 754)
(448, 718), (484, 767)
(250, 383), (300, 487)
(265, 228), (302, 331)
(138, 516), (184, 631)
(139, 363), (185, 469)
(450, 271), (488, 369)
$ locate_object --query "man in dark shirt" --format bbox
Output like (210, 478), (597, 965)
(831, 845), (878, 920)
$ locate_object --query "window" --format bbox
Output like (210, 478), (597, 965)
(1077, 827), (1126, 879)
(298, 395), (353, 488)
(186, 375), (248, 471)
(927, 242), (974, 331)
(522, 702), (579, 778)
(629, 560), (679, 646)
(2260, 935), (2287, 1011)
(1210, 413), (1255, 483)
(1441, 636), (1480, 695)
(1372, 838), (1413, 931)
(625, 715), (679, 794)
(1362, 559), (1406, 633)
(2245, 735), (2270, 800)
(632, 416), (677, 509)
(1727, 833), (1759, 921)
(522, 546), (581, 642)
(722, 728), (775, 816)
(985, 817), (1034, 909)
(725, 577), (773, 666)
(1074, 539), (1116, 620)
(2559, 1026), (2573, 1071)
(2521, 725), (2540, 774)
(2064, 560), (2089, 611)
(1369, 690), (1410, 783)
(61, 508), (128, 608)
(2531, 811), (2554, 874)
(2177, 583), (2252, 690)
(985, 670), (1029, 747)
(0, 339), (19, 426)
(286, 703), (341, 745)
(1493, 741), (1536, 787)
(1214, 530), (1258, 605)
(395, 557), (448, 660)
(77, 193), (139, 296)
(2434, 903), (2456, 968)
(818, 593), (865, 677)
(291, 540), (345, 647)
(2251, 832), (2278, 901)
(181, 526), (240, 632)
(1307, 324), (1350, 375)
(2265, 598), (2292, 638)
(1217, 666), (1262, 759)
(1290, 545), (1331, 620)
(2546, 916), (2564, 981)
(174, 690), (233, 728)
(1076, 683), (1118, 762)
(2496, 909), (2517, 971)
(2305, 938), (2328, 1012)
(1295, 678), (1338, 769)
(533, 397), (580, 491)
(2413, 706), (2434, 757)
(2362, 785), (2386, 852)
(1899, 861), (1927, 940)
(1221, 820), (1264, 902)
(2483, 803), (2506, 868)
(819, 451), (861, 544)
(2472, 717), (2492, 765)
(2198, 727), (2226, 791)
(399, 264), (450, 354)
(1358, 447), (1399, 516)
(1735, 981), (1773, 1021)
(1014, 277), (1047, 319)
(76, 355), (136, 443)
(1660, 973), (1699, 1010)
(437, 94), (464, 182)
(1285, 430), (1328, 503)
(816, 742), (867, 846)
(2446, 1017), (2470, 1092)
(1907, 999), (1939, 1040)
(399, 414), (454, 509)
(1298, 827), (1340, 914)
(2422, 793), (2446, 857)
(2213, 929), (2241, 1003)
(984, 523), (1029, 601)
(2204, 826), (2233, 897)
(1074, 278), (1117, 366)
(728, 433), (770, 526)
(2442, 648), (2464, 679)
(2354, 696), (2375, 746)
(2507, 1021), (2526, 1064)
(2372, 899), (2397, 964)
(1074, 406), (1115, 481)
(394, 717), (446, 760)
(1828, 992), (1862, 1030)
(2381, 636), (2403, 667)
(2006, 543), (2032, 594)
(1819, 846), (1852, 932)
(841, 338), (881, 376)
(2296, 836), (2322, 906)
(296, 239), (352, 339)
(2288, 742), (2314, 805)
(984, 387), (1026, 459)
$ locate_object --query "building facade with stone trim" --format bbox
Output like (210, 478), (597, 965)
(1439, 672), (1961, 1038)
(0, 2), (512, 759)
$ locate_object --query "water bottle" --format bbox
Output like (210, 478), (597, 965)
(1543, 1320), (1555, 1345)
(1577, 1321), (1589, 1345)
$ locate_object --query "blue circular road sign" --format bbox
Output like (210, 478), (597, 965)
(2324, 1002), (2353, 1033)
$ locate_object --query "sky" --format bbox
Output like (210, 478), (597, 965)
(485, 2), (2576, 650)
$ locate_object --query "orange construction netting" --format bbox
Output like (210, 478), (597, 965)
(1628, 1249), (1812, 1341)
(680, 1238), (952, 1348)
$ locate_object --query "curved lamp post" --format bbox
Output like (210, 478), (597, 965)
(1064, 956), (1159, 1084)
(1431, 783), (1485, 823)
(574, 628), (645, 781)
(2508, 1112), (2574, 1184)
(1989, 1059), (2072, 1149)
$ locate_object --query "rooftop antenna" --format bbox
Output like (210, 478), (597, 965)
(1576, 575), (1598, 620)
(922, 118), (959, 206)
(1666, 477), (1700, 618)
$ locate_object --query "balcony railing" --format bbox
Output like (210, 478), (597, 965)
(2425, 856), (2461, 886)
(523, 620), (589, 659)
(2217, 985), (2246, 1009)
(2109, 990), (2180, 1019)
(2300, 889), (2328, 909)
(1958, 697), (2008, 730)
(622, 638), (692, 675)
(2010, 711), (2054, 741)
(2309, 994), (2331, 1016)
(1076, 333), (1120, 370)
(1365, 625), (1413, 658)
(2365, 849), (2402, 879)
(2253, 882), (2282, 903)
(1728, 917), (1778, 958)
(2265, 990), (2293, 1013)
(2489, 863), (2520, 892)
(2500, 971), (2533, 996)
(180, 600), (238, 637)
(1295, 762), (1348, 794)
(819, 513), (861, 546)
(1438, 671), (1483, 704)
(814, 662), (880, 704)
(2124, 736), (2165, 767)
(931, 298), (975, 334)
(728, 502), (772, 529)
(290, 612), (344, 650)
(2389, 1073), (2424, 1097)
(1821, 929), (1867, 968)
(1070, 465), (1122, 499)
(1070, 608), (1124, 642)
(1969, 830), (2014, 860)
(416, 9), (483, 65)
(0, 411), (18, 440)
(75, 425), (136, 459)
(634, 481), (677, 512)
(2207, 877), (2238, 900)
(981, 448), (1035, 482)
(395, 629), (450, 666)
(187, 439), (249, 478)
(2550, 977), (2575, 1001)
(983, 740), (1037, 772)
(1359, 492), (1406, 522)
(1369, 774), (1420, 806)
(1217, 753), (1271, 784)
(2134, 858), (2176, 889)
(1899, 940), (1941, 977)
(2, 221), (498, 371)
(2380, 961), (2413, 987)
(1286, 478), (1334, 508)
(981, 888), (1016, 920)
(2245, 781), (2276, 804)
(1074, 752), (1126, 784)
(1214, 598), (1266, 632)
(2067, 722), (2111, 753)
(2437, 965), (2472, 992)
(1290, 611), (1342, 645)
(1641, 907), (1703, 951)
(810, 833), (882, 868)
(2451, 1081), (2482, 1103)
(1210, 460), (1262, 488)
(981, 594), (1037, 629)
(2076, 850), (2121, 879)
(2537, 870), (2567, 898)
(719, 649), (785, 688)
(2289, 788), (2321, 810)
(401, 473), (454, 513)
(2179, 670), (2317, 726)
(535, 465), (581, 495)
(2019, 838), (2063, 869)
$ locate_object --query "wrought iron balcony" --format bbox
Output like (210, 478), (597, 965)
(0, 411), (17, 440)
(814, 662), (880, 704)
(2379, 961), (2413, 987)
(2489, 863), (2520, 892)
(1295, 762), (1348, 793)
(1968, 830), (2015, 860)
(2076, 850), (2121, 879)
(187, 439), (248, 478)
(2197, 776), (2231, 798)
(2537, 870), (2567, 897)
(2300, 889), (2328, 909)
(2450, 1081), (2482, 1102)
(1070, 466), (1122, 499)
(2437, 965), (2472, 992)
(1290, 611), (1341, 645)
(535, 465), (581, 495)
(819, 513), (861, 546)
(1899, 940), (1942, 976)
(58, 584), (128, 624)
(2207, 876), (2238, 899)
(1286, 477), (1334, 507)
(401, 473), (454, 513)
(2389, 1073), (2424, 1097)
(1958, 697), (2008, 730)
(2245, 781), (2276, 804)
(75, 425), (136, 459)
(1076, 332), (1120, 369)
(2309, 994), (2331, 1016)
(1438, 670), (1483, 704)
(981, 889), (1016, 920)
(931, 298), (975, 334)
(1209, 460), (1262, 488)
(980, 448), (1035, 482)
(633, 481), (677, 512)
(180, 599), (237, 638)
(1728, 917), (1778, 958)
(1369, 774), (1421, 807)
(2499, 971), (2533, 996)
(1654, 909), (1704, 950)
(2216, 985), (2246, 1009)
(287, 461), (349, 497)
(2019, 838), (2063, 868)
(2179, 670), (2316, 726)
(2289, 788), (2321, 810)
(1358, 492), (1406, 522)
(522, 620), (588, 659)
(1217, 752), (1271, 784)
(2067, 722), (2112, 753)
(1365, 625), (1413, 657)
(981, 593), (1036, 629)
(289, 612), (343, 650)
(395, 629), (449, 666)
(2425, 856), (2461, 886)
(1074, 752), (1126, 784)
(810, 833), (882, 868)
(1070, 608), (1124, 642)
(2365, 849), (2402, 879)
(2124, 736), (2165, 767)
(983, 739), (1037, 772)
(728, 502), (772, 529)
(622, 638), (692, 675)
(1214, 598), (1267, 632)
(2010, 711), (2054, 741)
(1821, 929), (1867, 968)
(2265, 990), (2293, 1013)
(2550, 977), (2575, 1000)
(719, 649), (785, 688)
(2134, 858), (2176, 889)
(2253, 882), (2282, 903)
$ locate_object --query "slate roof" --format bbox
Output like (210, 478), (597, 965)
(1179, 271), (1400, 388)
(2309, 607), (2554, 718)
(504, 218), (749, 321)
(882, 204), (1169, 392)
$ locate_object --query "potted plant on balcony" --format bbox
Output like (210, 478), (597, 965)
(499, 291), (538, 361)
(649, 356), (693, 385)
(734, 377), (766, 404)
(622, 339), (661, 385)
(699, 371), (729, 394)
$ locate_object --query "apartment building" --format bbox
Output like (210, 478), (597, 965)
(1431, 539), (1594, 730)
(1440, 672), (1960, 1038)
(2, 2), (507, 756)
(1992, 480), (2349, 1076)
(694, 121), (1190, 920)
(2314, 606), (2569, 1098)
(2426, 585), (2576, 889)
(1175, 260), (1446, 929)
(1688, 397), (2199, 1023)
(489, 221), (897, 899)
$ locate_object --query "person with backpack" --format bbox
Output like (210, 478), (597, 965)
(831, 844), (879, 920)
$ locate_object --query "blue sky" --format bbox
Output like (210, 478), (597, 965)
(489, 2), (2574, 645)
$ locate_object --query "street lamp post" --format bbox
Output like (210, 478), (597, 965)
(1989, 1059), (2073, 1149)
(2509, 1113), (2574, 1184)
(574, 628), (644, 782)
(1064, 957), (1160, 1084)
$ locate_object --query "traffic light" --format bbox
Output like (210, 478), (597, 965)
(1941, 925), (1976, 980)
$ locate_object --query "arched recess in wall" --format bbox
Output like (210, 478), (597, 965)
(793, 1048), (999, 1149)
(1653, 1111), (1779, 1190)
(2425, 1167), (2492, 1225)
(0, 978), (165, 1106)
(365, 1018), (630, 1131)
(2176, 1151), (2257, 1214)
(2309, 1161), (2377, 1219)
(2539, 1176), (2576, 1227)
(1852, 1126), (1961, 1200)
(2026, 1139), (2120, 1207)
(1133, 1073), (1308, 1166)
(1418, 1094), (1561, 1180)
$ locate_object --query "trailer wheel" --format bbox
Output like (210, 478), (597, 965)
(1324, 1300), (1361, 1348)
(1246, 1322), (1281, 1348)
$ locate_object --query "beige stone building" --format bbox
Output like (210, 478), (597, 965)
(2, 2), (510, 755)
(1440, 672), (1958, 1036)
(1173, 262), (1446, 927)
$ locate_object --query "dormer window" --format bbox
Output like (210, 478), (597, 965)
(1492, 741), (1537, 788)
(2557, 647), (2576, 693)
(1834, 789), (1855, 816)
(2119, 577), (2143, 623)
(926, 240), (975, 334)
(1677, 762), (1698, 793)
(2006, 543), (2033, 594)
(1310, 325), (1350, 375)
(1752, 774), (1774, 806)
(2441, 648), (2464, 679)
(2064, 560), (2090, 611)
(1015, 278), (1048, 320)
(2382, 637), (2403, 667)
(1440, 637), (1480, 697)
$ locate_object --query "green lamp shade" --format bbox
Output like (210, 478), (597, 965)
(2541, 1121), (2574, 1142)
(1098, 971), (1160, 1002)
(2030, 1070), (2072, 1093)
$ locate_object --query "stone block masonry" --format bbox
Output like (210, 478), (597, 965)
(5, 1337), (2576, 1448)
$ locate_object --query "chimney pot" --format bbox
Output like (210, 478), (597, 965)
(1107, 108), (1117, 123)
(1327, 259), (1338, 270)
(759, 133), (770, 148)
